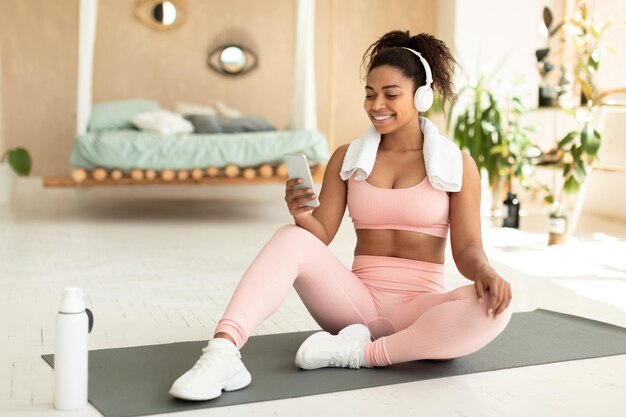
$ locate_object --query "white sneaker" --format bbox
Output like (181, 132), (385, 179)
(295, 324), (372, 370)
(169, 339), (252, 401)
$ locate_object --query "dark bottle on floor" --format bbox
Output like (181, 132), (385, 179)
(502, 192), (520, 229)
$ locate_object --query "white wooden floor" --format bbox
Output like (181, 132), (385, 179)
(1, 178), (624, 417)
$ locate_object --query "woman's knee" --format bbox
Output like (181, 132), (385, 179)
(476, 287), (513, 326)
(271, 224), (318, 246)
(450, 285), (511, 318)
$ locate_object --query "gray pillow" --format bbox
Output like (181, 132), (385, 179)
(184, 114), (276, 134)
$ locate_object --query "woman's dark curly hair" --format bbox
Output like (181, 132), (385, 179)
(362, 30), (457, 110)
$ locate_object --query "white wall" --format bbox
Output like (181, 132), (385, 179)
(438, 0), (564, 107)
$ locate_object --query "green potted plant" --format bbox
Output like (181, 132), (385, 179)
(490, 93), (541, 228)
(570, 3), (612, 106)
(544, 2), (619, 244)
(0, 147), (32, 205)
(446, 71), (539, 216)
(535, 6), (565, 107)
(446, 74), (505, 212)
(490, 95), (539, 191)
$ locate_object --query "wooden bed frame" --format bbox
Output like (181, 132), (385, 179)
(43, 163), (325, 188)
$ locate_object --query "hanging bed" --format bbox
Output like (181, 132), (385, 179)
(43, 100), (329, 187)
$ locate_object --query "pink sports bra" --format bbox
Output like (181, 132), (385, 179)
(347, 175), (450, 238)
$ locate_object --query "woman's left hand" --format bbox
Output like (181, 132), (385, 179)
(473, 266), (512, 317)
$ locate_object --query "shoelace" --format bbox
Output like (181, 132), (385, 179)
(192, 346), (241, 370)
(328, 347), (362, 369)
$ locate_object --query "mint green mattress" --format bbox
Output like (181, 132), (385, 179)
(70, 129), (329, 170)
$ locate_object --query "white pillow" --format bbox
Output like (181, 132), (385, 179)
(173, 102), (217, 116)
(213, 100), (243, 118)
(132, 110), (194, 134)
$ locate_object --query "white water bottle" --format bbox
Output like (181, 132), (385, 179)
(54, 287), (94, 411)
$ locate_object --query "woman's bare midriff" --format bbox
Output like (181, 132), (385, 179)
(354, 229), (446, 264)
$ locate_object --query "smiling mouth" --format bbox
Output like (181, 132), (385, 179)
(371, 114), (395, 123)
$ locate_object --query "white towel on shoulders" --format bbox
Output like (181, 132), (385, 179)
(340, 117), (463, 192)
(338, 125), (381, 181)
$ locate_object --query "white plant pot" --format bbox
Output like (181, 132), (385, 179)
(0, 162), (15, 205)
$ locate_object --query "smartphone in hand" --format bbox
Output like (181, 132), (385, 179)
(284, 153), (320, 207)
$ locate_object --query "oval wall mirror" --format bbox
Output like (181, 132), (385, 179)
(135, 0), (188, 31)
(207, 45), (258, 76)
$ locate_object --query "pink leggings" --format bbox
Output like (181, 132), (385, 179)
(215, 225), (512, 367)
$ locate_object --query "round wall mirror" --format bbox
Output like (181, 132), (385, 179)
(220, 46), (247, 74)
(208, 44), (258, 76)
(135, 0), (188, 31)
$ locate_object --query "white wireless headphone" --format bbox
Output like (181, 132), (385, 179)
(401, 47), (434, 112)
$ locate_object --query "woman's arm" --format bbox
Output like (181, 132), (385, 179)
(285, 145), (349, 245)
(449, 152), (512, 317)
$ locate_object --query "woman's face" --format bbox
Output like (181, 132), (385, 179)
(364, 65), (417, 134)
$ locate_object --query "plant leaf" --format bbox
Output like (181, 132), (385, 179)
(568, 18), (584, 32)
(581, 126), (601, 156)
(588, 50), (600, 71)
(558, 131), (579, 148)
(574, 159), (587, 181)
(490, 144), (506, 156)
(512, 97), (526, 113)
(572, 144), (584, 161)
(543, 7), (553, 30)
(472, 120), (483, 165)
(564, 163), (571, 177)
(535, 48), (550, 62)
(549, 21), (565, 37)
(7, 148), (32, 176)
(591, 23), (601, 38)
(564, 175), (581, 194)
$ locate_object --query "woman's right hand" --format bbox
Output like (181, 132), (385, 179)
(285, 178), (318, 218)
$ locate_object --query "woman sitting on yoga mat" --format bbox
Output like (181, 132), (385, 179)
(170, 30), (513, 401)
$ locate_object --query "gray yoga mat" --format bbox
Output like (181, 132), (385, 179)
(42, 309), (626, 417)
